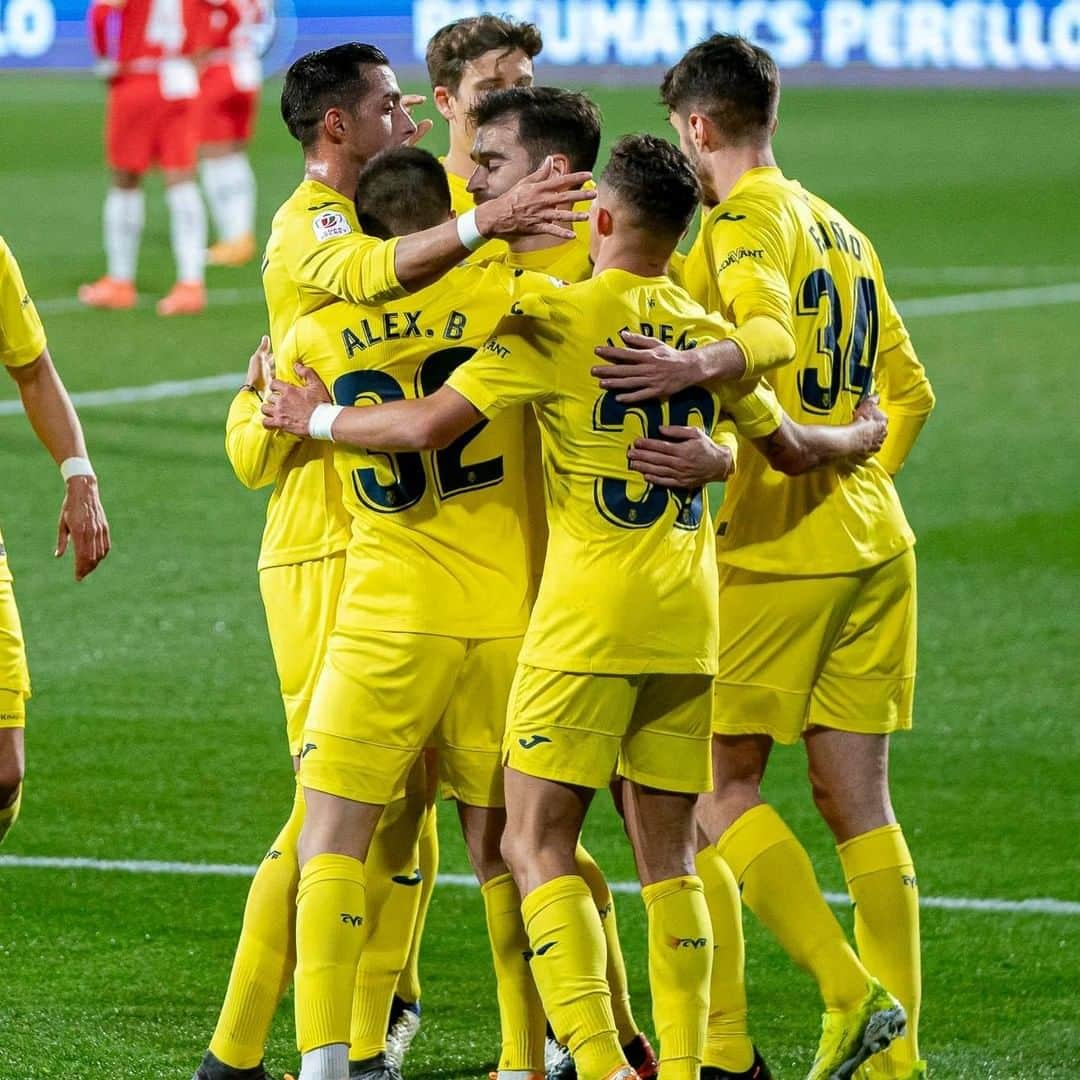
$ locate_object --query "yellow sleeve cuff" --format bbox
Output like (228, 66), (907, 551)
(727, 315), (796, 378)
(876, 410), (930, 476)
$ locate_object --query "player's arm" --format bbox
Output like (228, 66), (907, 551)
(291, 160), (594, 304)
(225, 336), (300, 489)
(870, 276), (935, 475)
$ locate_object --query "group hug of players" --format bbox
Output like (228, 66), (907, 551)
(78, 0), (266, 315)
(0, 14), (938, 1080)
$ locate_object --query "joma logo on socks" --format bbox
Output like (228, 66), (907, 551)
(340, 913), (364, 927)
(670, 936), (708, 949)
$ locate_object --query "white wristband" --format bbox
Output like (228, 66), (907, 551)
(456, 209), (486, 253)
(60, 456), (95, 482)
(308, 404), (344, 442)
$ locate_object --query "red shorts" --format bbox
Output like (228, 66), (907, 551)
(199, 63), (259, 145)
(106, 74), (199, 174)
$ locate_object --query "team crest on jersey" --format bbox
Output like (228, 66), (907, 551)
(312, 211), (351, 242)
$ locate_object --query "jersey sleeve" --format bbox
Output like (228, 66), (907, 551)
(280, 204), (404, 307)
(870, 258), (936, 475)
(706, 206), (797, 376)
(0, 237), (46, 368)
(718, 376), (784, 440)
(446, 297), (561, 418)
(225, 389), (299, 489)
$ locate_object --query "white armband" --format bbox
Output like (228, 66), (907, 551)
(456, 209), (486, 253)
(60, 456), (95, 481)
(308, 404), (344, 442)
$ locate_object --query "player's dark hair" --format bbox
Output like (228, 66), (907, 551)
(661, 34), (779, 146)
(281, 43), (390, 148)
(469, 86), (602, 174)
(355, 147), (452, 239)
(601, 134), (700, 241)
(426, 15), (542, 94)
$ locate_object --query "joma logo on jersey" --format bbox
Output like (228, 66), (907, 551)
(301, 742), (318, 758)
(518, 734), (552, 750)
(340, 913), (364, 927)
(670, 936), (709, 949)
(534, 941), (557, 956)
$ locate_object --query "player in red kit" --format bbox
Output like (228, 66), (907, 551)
(198, 0), (264, 268)
(80, 0), (208, 316)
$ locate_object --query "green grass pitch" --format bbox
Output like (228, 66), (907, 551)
(0, 73), (1078, 1079)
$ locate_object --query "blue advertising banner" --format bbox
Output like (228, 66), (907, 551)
(2, 0), (1079, 75)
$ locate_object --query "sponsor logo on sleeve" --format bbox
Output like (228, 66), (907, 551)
(717, 247), (765, 272)
(312, 211), (352, 242)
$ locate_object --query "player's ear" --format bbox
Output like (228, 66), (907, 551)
(689, 112), (709, 152)
(596, 206), (614, 238)
(432, 85), (455, 122)
(323, 105), (348, 143)
(770, 115), (778, 137)
(549, 153), (571, 177)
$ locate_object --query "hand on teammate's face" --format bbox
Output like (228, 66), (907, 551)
(401, 94), (434, 146)
(627, 425), (733, 488)
(56, 477), (110, 582)
(261, 364), (332, 436)
(476, 156), (595, 241)
(592, 332), (699, 403)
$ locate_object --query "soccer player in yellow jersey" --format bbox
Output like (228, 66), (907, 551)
(425, 15), (541, 219)
(594, 36), (936, 1080)
(0, 235), (110, 845)
(263, 136), (887, 1080)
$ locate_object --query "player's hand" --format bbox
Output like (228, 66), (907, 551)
(56, 476), (110, 582)
(261, 364), (332, 436)
(401, 93), (434, 145)
(245, 334), (273, 394)
(627, 426), (734, 488)
(851, 394), (888, 458)
(592, 332), (703, 403)
(475, 157), (595, 241)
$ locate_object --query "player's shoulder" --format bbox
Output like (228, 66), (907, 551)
(272, 180), (358, 242)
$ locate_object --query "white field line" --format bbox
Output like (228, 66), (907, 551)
(887, 265), (1080, 286)
(2, 281), (1078, 419)
(1, 854), (1077, 916)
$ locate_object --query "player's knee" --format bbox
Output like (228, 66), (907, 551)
(498, 821), (528, 882)
(808, 764), (892, 841)
(0, 758), (23, 808)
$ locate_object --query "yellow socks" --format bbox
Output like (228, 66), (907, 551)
(209, 783), (304, 1069)
(522, 875), (625, 1080)
(396, 800), (438, 1005)
(350, 790), (426, 1060)
(694, 845), (754, 1073)
(643, 876), (711, 1080)
(0, 781), (22, 845)
(575, 843), (638, 1046)
(482, 872), (547, 1072)
(294, 852), (367, 1055)
(838, 824), (921, 1071)
(719, 804), (868, 1012)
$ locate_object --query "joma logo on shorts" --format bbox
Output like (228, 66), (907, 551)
(340, 913), (364, 927)
(518, 734), (552, 750)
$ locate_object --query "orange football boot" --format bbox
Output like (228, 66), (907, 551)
(77, 276), (136, 310)
(207, 233), (257, 267)
(156, 281), (207, 316)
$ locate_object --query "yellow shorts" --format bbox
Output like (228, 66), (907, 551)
(300, 629), (522, 808)
(504, 664), (713, 794)
(714, 548), (917, 745)
(0, 576), (30, 729)
(259, 553), (346, 756)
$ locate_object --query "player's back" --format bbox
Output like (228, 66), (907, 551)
(281, 261), (556, 639)
(686, 168), (914, 574)
(451, 269), (781, 676)
(112, 0), (200, 62)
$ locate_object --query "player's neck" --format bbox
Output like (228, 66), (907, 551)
(303, 152), (363, 201)
(707, 144), (777, 204)
(592, 235), (670, 279)
(509, 234), (563, 254)
(443, 138), (474, 182)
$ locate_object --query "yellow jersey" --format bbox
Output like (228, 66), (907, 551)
(226, 177), (404, 570)
(275, 261), (561, 638)
(447, 268), (783, 676)
(1, 236), (47, 581)
(684, 167), (934, 576)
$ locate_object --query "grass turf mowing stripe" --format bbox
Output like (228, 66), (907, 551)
(2, 854), (1077, 915)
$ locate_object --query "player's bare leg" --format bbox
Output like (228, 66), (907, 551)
(695, 734), (772, 841)
(295, 789), (384, 1080)
(158, 167), (207, 316)
(0, 726), (25, 844)
(201, 139), (258, 267)
(78, 168), (141, 310)
(805, 729), (922, 1079)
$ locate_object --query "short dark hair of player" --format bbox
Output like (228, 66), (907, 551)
(469, 87), (602, 174)
(425, 15), (543, 94)
(355, 148), (452, 239)
(281, 42), (391, 147)
(660, 33), (779, 146)
(601, 134), (700, 242)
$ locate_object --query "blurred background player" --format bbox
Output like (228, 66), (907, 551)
(1, 235), (111, 846)
(198, 0), (265, 268)
(425, 14), (541, 216)
(81, 0), (208, 315)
